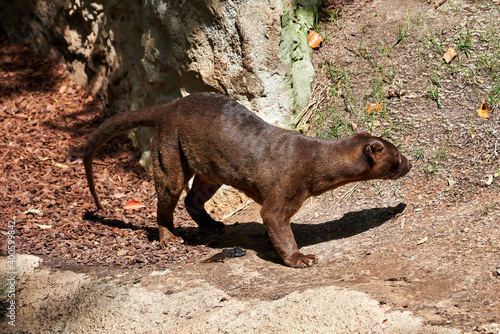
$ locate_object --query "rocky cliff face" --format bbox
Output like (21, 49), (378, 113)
(1, 0), (320, 127)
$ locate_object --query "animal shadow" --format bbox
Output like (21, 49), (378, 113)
(83, 203), (406, 265)
(190, 203), (407, 265)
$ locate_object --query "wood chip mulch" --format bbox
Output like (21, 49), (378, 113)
(0, 36), (210, 268)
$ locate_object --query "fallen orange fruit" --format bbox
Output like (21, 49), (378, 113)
(124, 200), (146, 210)
(308, 31), (323, 49)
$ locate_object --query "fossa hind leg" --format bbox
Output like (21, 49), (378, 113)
(184, 175), (225, 233)
(152, 137), (193, 246)
(155, 184), (183, 246)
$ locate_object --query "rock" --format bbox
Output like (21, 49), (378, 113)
(280, 0), (322, 124)
(204, 185), (249, 218)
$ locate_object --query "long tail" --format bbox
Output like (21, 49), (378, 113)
(83, 106), (159, 210)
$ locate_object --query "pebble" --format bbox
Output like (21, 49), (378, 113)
(222, 246), (246, 258)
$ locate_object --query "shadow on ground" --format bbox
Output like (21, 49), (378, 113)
(185, 203), (406, 264)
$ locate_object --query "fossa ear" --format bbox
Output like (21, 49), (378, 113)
(365, 141), (384, 162)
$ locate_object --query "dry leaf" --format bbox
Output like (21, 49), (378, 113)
(53, 161), (69, 169)
(386, 89), (406, 98)
(434, 0), (448, 9)
(124, 200), (146, 210)
(478, 102), (490, 118)
(117, 249), (128, 256)
(36, 224), (52, 229)
(367, 103), (383, 115)
(308, 31), (323, 49)
(447, 177), (455, 189)
(442, 47), (457, 63)
(23, 208), (44, 216)
(186, 258), (196, 263)
(417, 236), (429, 245)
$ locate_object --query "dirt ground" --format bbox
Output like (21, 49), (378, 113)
(1, 0), (499, 333)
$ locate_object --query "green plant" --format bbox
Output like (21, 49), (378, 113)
(487, 75), (500, 110)
(384, 65), (397, 85)
(462, 65), (480, 86)
(427, 69), (443, 108)
(428, 29), (446, 53)
(456, 20), (473, 59)
(327, 8), (341, 29)
(424, 160), (438, 175)
(424, 145), (446, 175)
(378, 40), (390, 56)
(340, 69), (355, 113)
(327, 122), (343, 138)
(436, 144), (447, 161)
(411, 10), (424, 27)
(325, 64), (357, 113)
(324, 120), (350, 138)
(315, 108), (352, 139)
(381, 127), (395, 138)
(446, 0), (464, 14)
(478, 53), (500, 73)
(430, 70), (442, 88)
(326, 64), (343, 86)
(392, 23), (409, 48)
(371, 70), (386, 104)
(428, 82), (442, 109)
(356, 37), (372, 61)
(483, 203), (497, 215)
(413, 148), (424, 161)
(364, 111), (375, 133)
(313, 10), (320, 32)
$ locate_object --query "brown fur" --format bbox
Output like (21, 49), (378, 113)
(83, 93), (411, 268)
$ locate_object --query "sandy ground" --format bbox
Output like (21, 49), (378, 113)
(2, 254), (463, 334)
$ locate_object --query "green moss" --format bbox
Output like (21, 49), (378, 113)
(280, 0), (322, 120)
